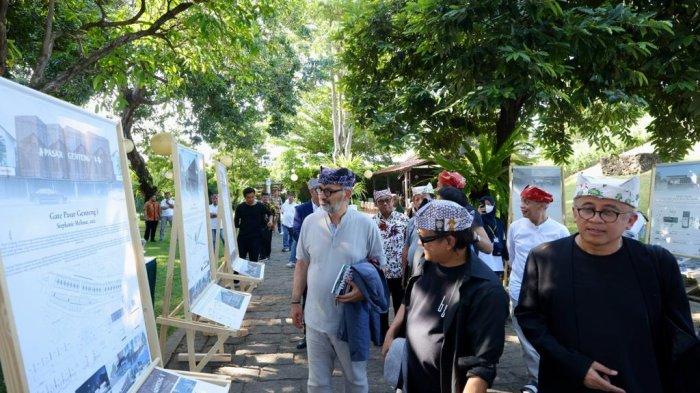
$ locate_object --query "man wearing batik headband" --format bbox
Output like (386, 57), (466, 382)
(515, 174), (698, 393)
(506, 185), (570, 393)
(291, 167), (385, 393)
(382, 200), (508, 393)
(372, 188), (409, 332)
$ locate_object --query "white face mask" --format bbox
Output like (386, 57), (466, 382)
(485, 205), (494, 213)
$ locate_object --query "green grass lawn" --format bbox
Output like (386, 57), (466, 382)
(140, 220), (183, 320)
(563, 170), (652, 233)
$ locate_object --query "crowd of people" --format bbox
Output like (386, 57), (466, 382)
(143, 166), (699, 393)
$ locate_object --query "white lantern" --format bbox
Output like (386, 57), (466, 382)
(364, 170), (373, 179)
(290, 173), (299, 181)
(123, 138), (135, 153)
(221, 155), (233, 167)
(164, 171), (173, 180)
(150, 132), (173, 155)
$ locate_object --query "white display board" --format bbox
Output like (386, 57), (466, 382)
(648, 161), (700, 258)
(174, 145), (213, 306)
(0, 78), (152, 393)
(231, 257), (266, 280)
(135, 367), (228, 393)
(214, 161), (236, 263)
(190, 285), (251, 330)
(509, 166), (565, 224)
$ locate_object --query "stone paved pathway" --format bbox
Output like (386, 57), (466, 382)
(165, 232), (700, 392)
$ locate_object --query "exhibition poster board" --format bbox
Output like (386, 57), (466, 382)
(648, 161), (700, 258)
(213, 161), (237, 265)
(0, 77), (158, 392)
(135, 367), (228, 393)
(509, 166), (565, 225)
(232, 257), (266, 281)
(172, 144), (214, 307)
(171, 144), (250, 330)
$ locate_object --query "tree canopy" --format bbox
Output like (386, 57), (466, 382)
(340, 0), (699, 169)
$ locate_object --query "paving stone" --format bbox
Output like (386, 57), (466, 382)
(216, 366), (260, 382)
(259, 364), (309, 380)
(241, 380), (303, 393)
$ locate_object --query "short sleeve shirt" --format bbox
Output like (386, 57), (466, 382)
(373, 211), (409, 279)
(296, 208), (386, 334)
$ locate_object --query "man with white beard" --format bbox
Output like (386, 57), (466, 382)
(291, 167), (385, 393)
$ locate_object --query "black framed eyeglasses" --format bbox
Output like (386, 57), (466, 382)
(574, 207), (629, 223)
(317, 187), (344, 197)
(419, 233), (448, 244)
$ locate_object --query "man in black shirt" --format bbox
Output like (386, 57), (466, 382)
(234, 187), (267, 261)
(382, 200), (508, 393)
(515, 174), (698, 393)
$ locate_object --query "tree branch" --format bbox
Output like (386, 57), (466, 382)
(81, 0), (147, 30)
(0, 0), (10, 77)
(30, 0), (57, 87)
(41, 0), (206, 93)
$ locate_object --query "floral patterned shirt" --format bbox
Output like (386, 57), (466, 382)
(374, 211), (409, 279)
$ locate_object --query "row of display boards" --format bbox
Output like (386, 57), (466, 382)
(509, 164), (700, 261)
(0, 77), (265, 392)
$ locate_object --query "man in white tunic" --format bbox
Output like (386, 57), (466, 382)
(506, 185), (569, 393)
(290, 167), (385, 393)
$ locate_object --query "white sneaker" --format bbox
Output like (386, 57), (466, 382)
(286, 262), (295, 268)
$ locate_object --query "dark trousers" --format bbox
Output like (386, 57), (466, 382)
(380, 277), (405, 342)
(261, 229), (273, 259)
(238, 236), (261, 261)
(144, 220), (158, 241)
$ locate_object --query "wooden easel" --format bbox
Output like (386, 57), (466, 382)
(156, 141), (252, 373)
(212, 161), (263, 293)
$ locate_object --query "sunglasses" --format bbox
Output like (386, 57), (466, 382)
(418, 233), (447, 244)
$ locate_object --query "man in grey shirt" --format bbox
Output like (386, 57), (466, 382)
(291, 167), (385, 393)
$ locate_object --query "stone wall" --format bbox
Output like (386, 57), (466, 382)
(600, 153), (660, 175)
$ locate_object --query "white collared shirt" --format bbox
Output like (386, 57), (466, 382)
(296, 208), (386, 334)
(507, 217), (569, 302)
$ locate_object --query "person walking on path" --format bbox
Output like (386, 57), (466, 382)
(209, 193), (223, 251)
(372, 188), (408, 330)
(382, 200), (509, 393)
(144, 195), (160, 242)
(515, 174), (699, 393)
(235, 187), (267, 261)
(159, 191), (174, 241)
(260, 192), (276, 260)
(477, 195), (508, 280)
(402, 184), (433, 279)
(291, 167), (385, 393)
(280, 194), (297, 252)
(288, 178), (321, 350)
(507, 185), (569, 393)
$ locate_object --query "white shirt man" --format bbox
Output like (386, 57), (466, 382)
(159, 192), (175, 241)
(209, 194), (221, 250)
(506, 185), (569, 393)
(280, 195), (298, 252)
(291, 167), (385, 393)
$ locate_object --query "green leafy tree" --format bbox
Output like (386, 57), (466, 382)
(340, 1), (697, 189)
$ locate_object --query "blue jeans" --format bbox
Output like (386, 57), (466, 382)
(282, 225), (292, 249)
(289, 239), (297, 263)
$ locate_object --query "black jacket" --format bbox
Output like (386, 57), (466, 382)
(402, 253), (509, 392)
(515, 235), (697, 392)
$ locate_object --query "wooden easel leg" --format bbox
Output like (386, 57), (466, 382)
(186, 328), (196, 371)
(159, 221), (179, 351)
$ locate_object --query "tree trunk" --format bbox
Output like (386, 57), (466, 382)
(330, 70), (341, 163)
(121, 87), (158, 199)
(30, 0), (57, 87)
(492, 96), (526, 207)
(0, 0), (9, 77)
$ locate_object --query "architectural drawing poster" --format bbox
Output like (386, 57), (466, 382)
(649, 161), (700, 258)
(215, 162), (236, 262)
(175, 145), (212, 307)
(0, 77), (151, 393)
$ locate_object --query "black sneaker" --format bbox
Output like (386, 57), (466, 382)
(296, 339), (306, 350)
